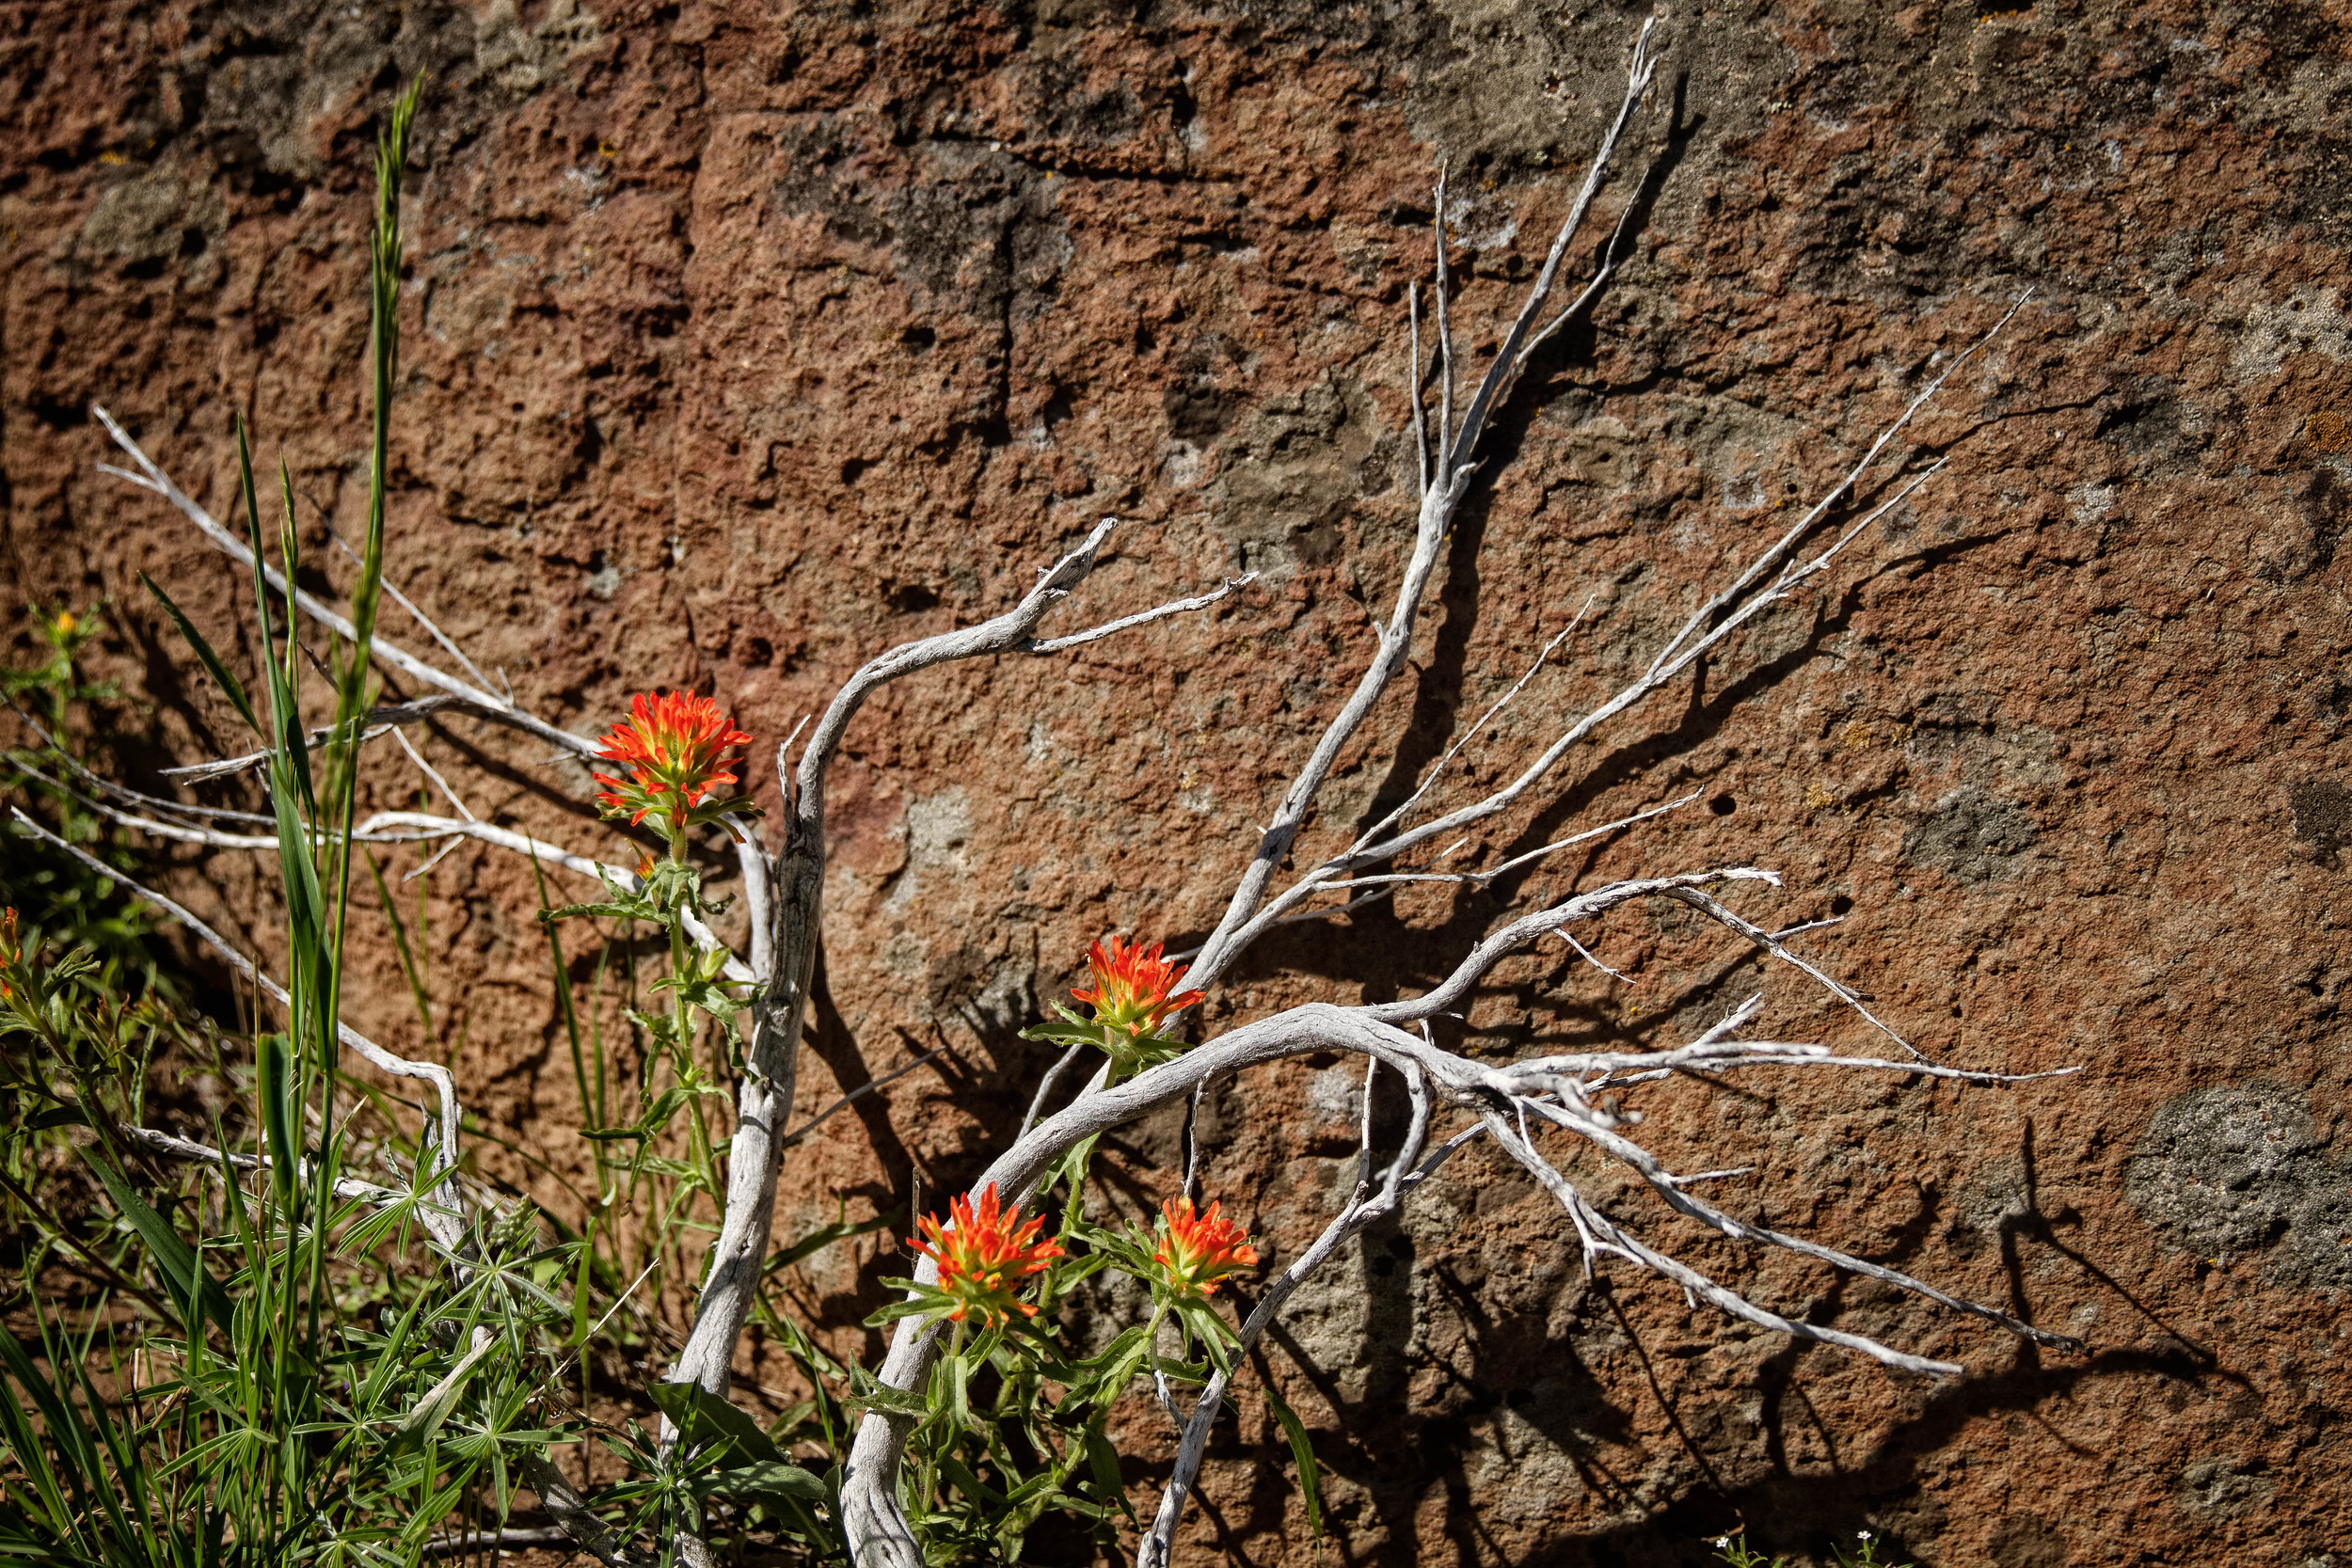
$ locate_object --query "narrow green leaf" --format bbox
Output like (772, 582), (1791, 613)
(1084, 1429), (1133, 1522)
(256, 1029), (296, 1203)
(138, 572), (261, 736)
(367, 849), (435, 1038)
(393, 1331), (499, 1447)
(839, 1378), (930, 1419)
(569, 1228), (595, 1351)
(711, 1460), (827, 1507)
(935, 1455), (999, 1510)
(1266, 1387), (1324, 1541)
(767, 1208), (894, 1275)
(81, 1152), (235, 1330)
(945, 1343), (972, 1431)
(0, 1329), (90, 1528)
(647, 1381), (783, 1464)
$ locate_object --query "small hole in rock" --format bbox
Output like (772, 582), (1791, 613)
(901, 325), (936, 348)
(1830, 895), (1854, 916)
(1708, 794), (1737, 816)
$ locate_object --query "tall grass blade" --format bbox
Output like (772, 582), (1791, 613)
(138, 572), (261, 737)
(82, 1153), (234, 1330)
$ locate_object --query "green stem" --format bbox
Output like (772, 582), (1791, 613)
(661, 822), (724, 1209)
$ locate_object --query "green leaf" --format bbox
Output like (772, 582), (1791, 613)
(711, 1460), (826, 1508)
(569, 1229), (595, 1351)
(648, 1381), (783, 1465)
(138, 573), (261, 736)
(838, 1377), (930, 1419)
(1017, 1020), (1106, 1050)
(768, 1208), (895, 1275)
(81, 1152), (234, 1331)
(392, 1331), (501, 1448)
(255, 1029), (296, 1202)
(1083, 1429), (1133, 1521)
(540, 897), (657, 927)
(935, 1455), (999, 1510)
(236, 418), (318, 824)
(653, 973), (744, 1022)
(1173, 1297), (1237, 1375)
(863, 1295), (940, 1327)
(944, 1342), (972, 1431)
(1265, 1387), (1323, 1541)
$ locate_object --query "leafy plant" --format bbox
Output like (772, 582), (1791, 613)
(17, 18), (2082, 1567)
(0, 77), (577, 1568)
(1, 603), (172, 996)
(1710, 1528), (1918, 1568)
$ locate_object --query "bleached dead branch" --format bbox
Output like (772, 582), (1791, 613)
(829, 22), (2073, 1568)
(665, 514), (1244, 1416)
(8, 807), (470, 1251)
(66, 16), (2083, 1567)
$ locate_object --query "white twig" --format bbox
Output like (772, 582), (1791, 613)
(325, 521), (500, 694)
(1435, 165), (1454, 461)
(162, 692), (572, 783)
(420, 1527), (577, 1559)
(1446, 17), (1660, 473)
(5, 704), (273, 824)
(1656, 882), (1918, 1058)
(1179, 32), (1666, 998)
(1353, 600), (1596, 850)
(1560, 930), (1629, 984)
(9, 808), (469, 1249)
(92, 405), (599, 763)
(1019, 1042), (1089, 1142)
(1023, 575), (1256, 653)
(1139, 1090), (1468, 1568)
(118, 1122), (419, 1208)
(669, 510), (1226, 1421)
(392, 728), (476, 821)
(846, 974), (2081, 1568)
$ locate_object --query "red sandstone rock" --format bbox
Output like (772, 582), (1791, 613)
(4, 3), (2350, 1564)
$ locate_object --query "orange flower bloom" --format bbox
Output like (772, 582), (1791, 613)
(1073, 935), (1204, 1041)
(591, 690), (754, 834)
(908, 1183), (1065, 1328)
(1152, 1195), (1258, 1298)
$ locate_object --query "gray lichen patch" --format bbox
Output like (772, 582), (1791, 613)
(2290, 776), (2351, 866)
(1899, 785), (2038, 883)
(2174, 1454), (2277, 1518)
(2125, 1083), (2352, 1292)
(75, 170), (227, 284)
(474, 0), (601, 98)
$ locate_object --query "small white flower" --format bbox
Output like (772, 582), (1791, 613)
(1711, 1539), (1731, 1550)
(1857, 1529), (1874, 1542)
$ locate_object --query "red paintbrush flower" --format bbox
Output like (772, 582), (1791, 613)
(1152, 1195), (1258, 1299)
(907, 1182), (1066, 1328)
(1073, 935), (1205, 1042)
(591, 690), (755, 836)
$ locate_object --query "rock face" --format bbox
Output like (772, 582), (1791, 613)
(5, 2), (2350, 1565)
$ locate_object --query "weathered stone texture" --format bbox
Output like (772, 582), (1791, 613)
(5, 2), (2351, 1564)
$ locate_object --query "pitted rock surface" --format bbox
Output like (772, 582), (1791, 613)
(6, 3), (2352, 1565)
